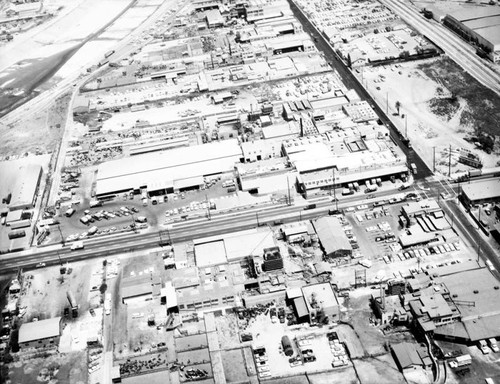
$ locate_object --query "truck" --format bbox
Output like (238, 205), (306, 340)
(104, 293), (111, 315)
(104, 50), (115, 58)
(67, 291), (78, 318)
(89, 200), (102, 208)
(342, 188), (354, 196)
(365, 184), (377, 193)
(8, 229), (26, 239)
(358, 259), (372, 268)
(71, 241), (84, 251)
(486, 260), (496, 272)
(479, 339), (490, 354)
(65, 208), (75, 217)
(304, 204), (316, 210)
(449, 354), (471, 368)
(222, 180), (235, 188)
(488, 338), (499, 352)
(411, 163), (417, 174)
(88, 226), (98, 236)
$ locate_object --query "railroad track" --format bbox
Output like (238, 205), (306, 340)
(380, 0), (500, 95)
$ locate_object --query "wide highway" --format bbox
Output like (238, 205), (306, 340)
(3, 177), (497, 274)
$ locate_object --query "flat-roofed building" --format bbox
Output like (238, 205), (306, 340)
(95, 140), (242, 198)
(205, 9), (224, 28)
(301, 283), (340, 324)
(461, 179), (500, 208)
(283, 135), (407, 198)
(18, 317), (62, 349)
(121, 273), (162, 304)
(8, 164), (42, 211)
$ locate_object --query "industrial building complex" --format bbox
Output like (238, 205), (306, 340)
(1, 0), (500, 382)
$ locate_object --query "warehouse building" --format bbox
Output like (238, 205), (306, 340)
(194, 227), (276, 267)
(460, 179), (500, 208)
(18, 317), (62, 349)
(392, 343), (432, 372)
(312, 217), (352, 259)
(95, 140), (242, 198)
(444, 8), (500, 63)
(8, 164), (43, 211)
(283, 134), (408, 198)
(121, 272), (162, 304)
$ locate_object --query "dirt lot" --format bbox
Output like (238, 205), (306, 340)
(360, 57), (500, 174)
(221, 348), (252, 383)
(19, 260), (95, 321)
(346, 287), (415, 356)
(308, 368), (359, 384)
(0, 91), (69, 157)
(353, 354), (406, 384)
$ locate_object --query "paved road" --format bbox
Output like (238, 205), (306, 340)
(380, 0), (500, 95)
(286, 0), (432, 180)
(0, 178), (470, 273)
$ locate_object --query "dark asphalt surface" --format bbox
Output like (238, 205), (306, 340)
(287, 0), (432, 180)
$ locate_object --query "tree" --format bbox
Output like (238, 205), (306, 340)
(395, 101), (401, 115)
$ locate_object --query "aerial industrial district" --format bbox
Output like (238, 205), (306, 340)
(1, 0), (500, 383)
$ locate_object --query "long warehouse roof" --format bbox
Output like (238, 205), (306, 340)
(96, 140), (242, 195)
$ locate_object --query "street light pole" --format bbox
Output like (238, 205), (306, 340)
(333, 167), (338, 211)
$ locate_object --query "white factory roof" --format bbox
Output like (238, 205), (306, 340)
(194, 227), (275, 262)
(96, 140), (242, 195)
(302, 283), (338, 312)
(195, 240), (227, 268)
(9, 164), (42, 210)
(19, 317), (61, 344)
(462, 179), (500, 202)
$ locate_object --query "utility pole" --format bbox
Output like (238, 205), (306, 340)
(287, 176), (292, 206)
(405, 114), (408, 139)
(386, 92), (388, 114)
(477, 237), (481, 262)
(332, 167), (338, 211)
(432, 147), (436, 173)
(58, 225), (65, 246)
(448, 144), (452, 178)
(206, 194), (211, 220)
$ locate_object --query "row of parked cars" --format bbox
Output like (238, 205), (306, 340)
(79, 206), (140, 224)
